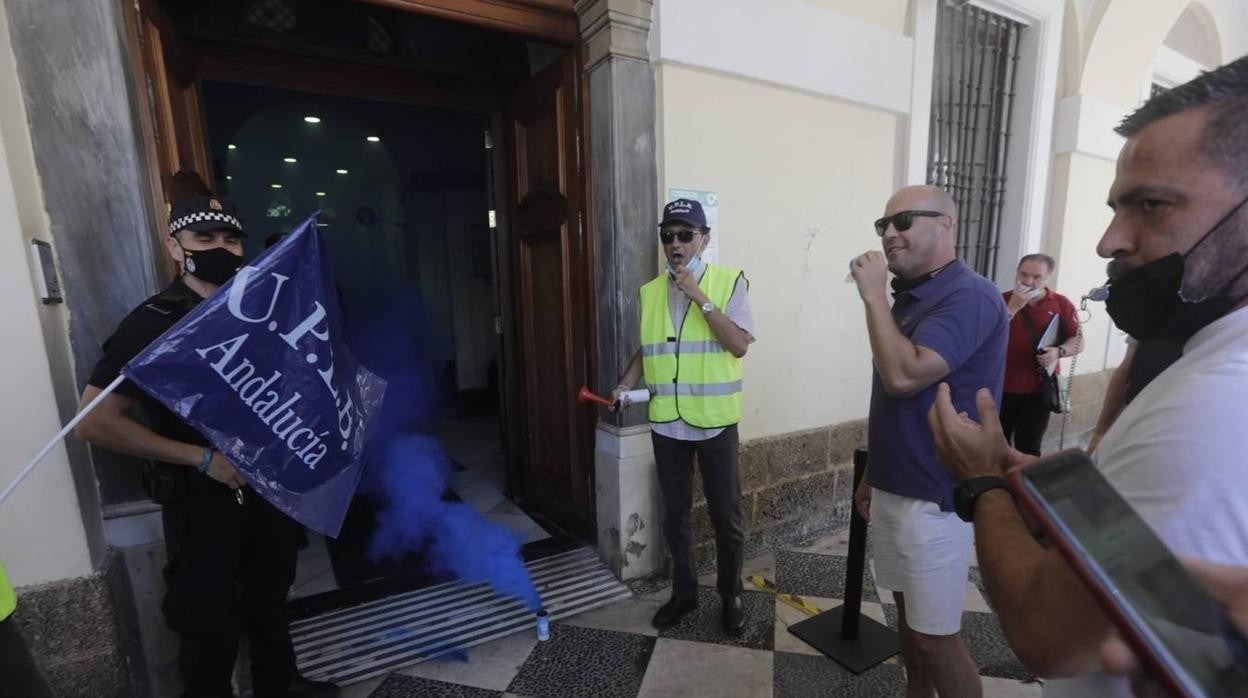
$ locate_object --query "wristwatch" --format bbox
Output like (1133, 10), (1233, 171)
(953, 476), (1011, 522)
(700, 300), (715, 315)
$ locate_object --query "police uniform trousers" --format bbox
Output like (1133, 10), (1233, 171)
(161, 474), (302, 698)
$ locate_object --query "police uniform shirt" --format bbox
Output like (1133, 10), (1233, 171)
(87, 278), (210, 449)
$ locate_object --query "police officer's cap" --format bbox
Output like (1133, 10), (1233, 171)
(169, 196), (246, 237)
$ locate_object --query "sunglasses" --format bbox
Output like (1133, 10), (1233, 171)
(873, 210), (946, 237)
(659, 228), (703, 245)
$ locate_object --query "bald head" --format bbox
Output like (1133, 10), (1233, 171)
(888, 185), (957, 220)
(879, 185), (958, 278)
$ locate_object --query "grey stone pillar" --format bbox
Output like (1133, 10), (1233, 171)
(578, 0), (657, 421)
(576, 0), (664, 580)
(3, 0), (154, 555)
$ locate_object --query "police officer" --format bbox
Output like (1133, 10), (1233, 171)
(75, 196), (337, 698)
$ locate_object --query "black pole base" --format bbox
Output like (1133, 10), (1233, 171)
(788, 605), (900, 674)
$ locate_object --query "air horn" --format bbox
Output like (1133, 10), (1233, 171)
(576, 385), (614, 408)
(577, 385), (651, 409)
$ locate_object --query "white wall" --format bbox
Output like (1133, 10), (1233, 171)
(657, 63), (901, 441)
(0, 7), (93, 585)
(655, 0), (915, 115)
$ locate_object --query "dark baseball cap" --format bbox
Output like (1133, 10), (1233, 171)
(169, 195), (245, 237)
(659, 198), (707, 228)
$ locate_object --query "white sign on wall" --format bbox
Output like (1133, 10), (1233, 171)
(666, 187), (719, 265)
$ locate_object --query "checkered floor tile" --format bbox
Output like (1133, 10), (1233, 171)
(340, 528), (1041, 698)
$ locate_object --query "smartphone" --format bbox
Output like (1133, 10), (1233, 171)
(1009, 450), (1248, 697)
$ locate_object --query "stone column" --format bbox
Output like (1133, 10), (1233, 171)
(575, 0), (664, 580)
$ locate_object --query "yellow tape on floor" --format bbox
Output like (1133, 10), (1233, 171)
(746, 575), (824, 618)
(777, 593), (822, 617)
(746, 575), (775, 593)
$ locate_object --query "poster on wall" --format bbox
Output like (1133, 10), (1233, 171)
(666, 187), (718, 265)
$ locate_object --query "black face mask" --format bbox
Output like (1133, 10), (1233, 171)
(182, 245), (244, 286)
(1105, 193), (1248, 344)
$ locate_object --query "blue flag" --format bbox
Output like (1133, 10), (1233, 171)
(124, 215), (386, 537)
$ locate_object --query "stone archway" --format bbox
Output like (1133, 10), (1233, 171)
(1079, 0), (1223, 107)
(1163, 2), (1223, 69)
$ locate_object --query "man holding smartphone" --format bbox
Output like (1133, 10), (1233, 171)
(851, 184), (1008, 698)
(611, 198), (755, 635)
(929, 56), (1248, 697)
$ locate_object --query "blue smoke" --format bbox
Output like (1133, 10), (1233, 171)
(343, 288), (541, 611)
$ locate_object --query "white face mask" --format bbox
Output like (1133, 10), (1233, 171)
(1015, 284), (1044, 301)
(668, 254), (704, 279)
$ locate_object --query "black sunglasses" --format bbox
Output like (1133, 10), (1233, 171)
(659, 228), (703, 245)
(873, 210), (945, 237)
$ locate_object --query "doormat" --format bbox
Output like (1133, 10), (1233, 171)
(291, 546), (632, 685)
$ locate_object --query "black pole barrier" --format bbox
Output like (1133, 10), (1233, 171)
(788, 447), (900, 673)
(839, 448), (870, 640)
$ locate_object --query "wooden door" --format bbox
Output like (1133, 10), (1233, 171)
(121, 0), (214, 282)
(506, 52), (595, 538)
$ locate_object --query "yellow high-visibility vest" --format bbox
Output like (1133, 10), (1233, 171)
(0, 558), (15, 622)
(640, 264), (745, 428)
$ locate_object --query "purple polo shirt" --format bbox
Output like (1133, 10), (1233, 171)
(867, 260), (1008, 511)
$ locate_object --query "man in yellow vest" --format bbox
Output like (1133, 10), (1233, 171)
(612, 198), (755, 635)
(0, 559), (53, 696)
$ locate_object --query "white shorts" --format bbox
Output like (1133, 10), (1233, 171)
(870, 488), (974, 636)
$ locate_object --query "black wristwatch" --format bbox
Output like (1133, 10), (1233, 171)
(953, 476), (1012, 522)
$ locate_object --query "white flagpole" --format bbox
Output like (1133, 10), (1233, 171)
(0, 374), (126, 507)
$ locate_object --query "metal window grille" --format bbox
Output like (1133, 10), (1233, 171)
(927, 2), (1023, 279)
(243, 0), (297, 33)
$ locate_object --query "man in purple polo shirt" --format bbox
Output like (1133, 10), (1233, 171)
(850, 184), (1007, 698)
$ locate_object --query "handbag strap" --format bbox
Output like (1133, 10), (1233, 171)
(1015, 300), (1055, 380)
(1016, 300), (1041, 345)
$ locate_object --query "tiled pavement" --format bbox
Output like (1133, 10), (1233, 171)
(336, 529), (1042, 698)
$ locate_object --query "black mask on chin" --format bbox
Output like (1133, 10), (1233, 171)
(182, 245), (244, 286)
(1105, 192), (1248, 344)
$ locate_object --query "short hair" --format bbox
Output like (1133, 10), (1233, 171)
(1116, 56), (1248, 187)
(1018, 253), (1055, 273)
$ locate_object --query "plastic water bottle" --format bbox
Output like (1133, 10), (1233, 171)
(534, 609), (549, 644)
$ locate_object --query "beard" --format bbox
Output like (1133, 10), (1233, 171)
(1105, 212), (1248, 300)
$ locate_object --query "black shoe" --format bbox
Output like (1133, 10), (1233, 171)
(256, 675), (339, 698)
(652, 595), (698, 629)
(722, 595), (745, 636)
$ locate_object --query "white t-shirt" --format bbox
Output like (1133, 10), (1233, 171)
(1044, 306), (1248, 697)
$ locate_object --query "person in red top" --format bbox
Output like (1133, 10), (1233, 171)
(1000, 254), (1082, 455)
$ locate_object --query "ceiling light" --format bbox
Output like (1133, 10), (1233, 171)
(283, 157), (297, 163)
(226, 175), (232, 180)
(304, 116), (321, 124)
(336, 169), (348, 175)
(366, 136), (381, 143)
(315, 192), (326, 197)
(228, 144), (237, 150)
(270, 184), (282, 189)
